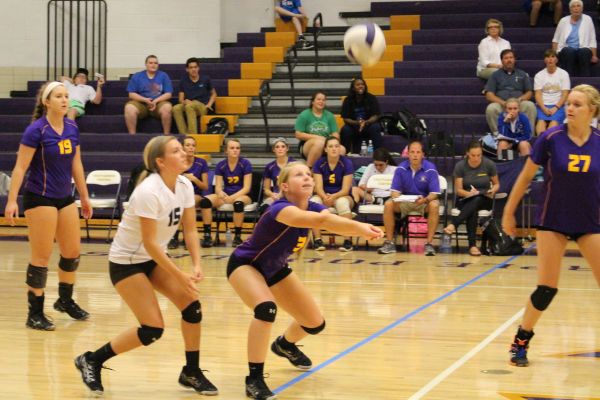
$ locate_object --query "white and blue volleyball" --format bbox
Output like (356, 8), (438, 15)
(343, 23), (386, 67)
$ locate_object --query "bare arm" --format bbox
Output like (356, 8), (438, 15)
(4, 145), (36, 225)
(215, 175), (225, 197)
(152, 92), (172, 103)
(72, 146), (92, 219)
(181, 206), (204, 280)
(518, 90), (533, 102)
(295, 130), (324, 142)
(485, 91), (506, 106)
(178, 91), (185, 104)
(206, 88), (217, 109)
(263, 177), (275, 198)
(557, 90), (569, 108)
(276, 206), (382, 239)
(313, 173), (327, 199)
(129, 92), (150, 103)
(330, 174), (353, 200)
(229, 173), (252, 200)
(91, 78), (104, 104)
(501, 158), (539, 235)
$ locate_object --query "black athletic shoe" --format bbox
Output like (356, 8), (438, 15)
(54, 298), (90, 320)
(245, 375), (277, 400)
(179, 367), (219, 395)
(509, 330), (534, 367)
(168, 237), (179, 249)
(26, 312), (55, 331)
(313, 238), (326, 251)
(232, 235), (243, 247)
(271, 336), (312, 370)
(74, 352), (104, 395)
(201, 236), (214, 248)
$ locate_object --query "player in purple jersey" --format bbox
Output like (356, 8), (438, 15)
(311, 136), (356, 252)
(503, 84), (600, 367)
(4, 81), (93, 331)
(200, 139), (253, 247)
(169, 135), (210, 249)
(227, 161), (382, 399)
(74, 136), (217, 396)
(261, 137), (295, 212)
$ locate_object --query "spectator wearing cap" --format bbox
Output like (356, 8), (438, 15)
(340, 78), (383, 154)
(60, 68), (104, 120)
(172, 57), (217, 134)
(261, 138), (295, 211)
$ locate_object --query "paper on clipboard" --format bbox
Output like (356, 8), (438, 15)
(393, 195), (420, 203)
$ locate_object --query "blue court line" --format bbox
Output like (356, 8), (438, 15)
(274, 245), (535, 394)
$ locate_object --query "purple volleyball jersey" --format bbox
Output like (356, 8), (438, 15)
(20, 116), (80, 198)
(215, 158), (252, 195)
(312, 156), (354, 195)
(263, 157), (295, 193)
(233, 198), (327, 280)
(186, 158), (209, 196)
(531, 124), (600, 233)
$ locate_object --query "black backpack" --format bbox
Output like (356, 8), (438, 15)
(397, 107), (427, 140)
(379, 113), (402, 136)
(480, 218), (524, 256)
(426, 131), (455, 157)
(206, 117), (229, 134)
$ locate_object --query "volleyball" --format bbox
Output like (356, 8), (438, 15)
(343, 23), (386, 67)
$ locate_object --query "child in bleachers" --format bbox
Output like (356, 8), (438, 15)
(60, 68), (104, 120)
(274, 0), (314, 49)
(497, 98), (533, 158)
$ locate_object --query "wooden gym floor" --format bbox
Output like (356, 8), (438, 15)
(0, 231), (598, 400)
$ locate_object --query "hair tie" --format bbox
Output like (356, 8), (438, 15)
(41, 81), (64, 103)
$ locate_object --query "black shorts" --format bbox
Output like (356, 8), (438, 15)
(536, 226), (591, 242)
(226, 253), (293, 287)
(109, 260), (158, 286)
(298, 141), (306, 159)
(23, 191), (75, 211)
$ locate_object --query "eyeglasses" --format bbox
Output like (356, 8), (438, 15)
(487, 25), (500, 29)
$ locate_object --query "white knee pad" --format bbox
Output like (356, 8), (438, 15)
(334, 197), (352, 216)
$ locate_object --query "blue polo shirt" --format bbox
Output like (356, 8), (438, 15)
(127, 70), (173, 99)
(390, 160), (440, 196)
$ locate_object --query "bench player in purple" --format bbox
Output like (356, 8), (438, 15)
(503, 84), (600, 367)
(4, 81), (93, 331)
(261, 137), (295, 213)
(200, 138), (253, 247)
(227, 161), (382, 400)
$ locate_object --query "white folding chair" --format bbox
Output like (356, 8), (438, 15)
(76, 170), (121, 242)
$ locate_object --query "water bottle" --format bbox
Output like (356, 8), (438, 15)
(360, 141), (367, 156)
(367, 140), (373, 156)
(225, 229), (232, 247)
(440, 233), (452, 253)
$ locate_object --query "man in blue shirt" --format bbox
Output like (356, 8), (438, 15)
(173, 57), (217, 134)
(124, 55), (173, 135)
(378, 140), (441, 255)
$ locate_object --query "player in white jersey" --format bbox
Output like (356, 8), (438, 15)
(74, 136), (218, 396)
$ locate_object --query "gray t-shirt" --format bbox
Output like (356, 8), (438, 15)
(485, 68), (532, 100)
(453, 157), (497, 192)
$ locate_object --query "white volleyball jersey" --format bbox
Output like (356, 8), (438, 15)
(109, 173), (194, 264)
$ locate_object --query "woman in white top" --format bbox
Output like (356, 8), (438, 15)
(354, 147), (397, 204)
(74, 136), (218, 396)
(477, 19), (511, 80)
(534, 48), (571, 134)
(552, 0), (598, 77)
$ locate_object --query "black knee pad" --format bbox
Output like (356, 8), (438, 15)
(25, 264), (48, 289)
(58, 256), (80, 272)
(233, 201), (245, 213)
(137, 325), (164, 346)
(254, 301), (277, 323)
(302, 320), (326, 335)
(181, 300), (202, 323)
(199, 197), (212, 209)
(530, 285), (558, 311)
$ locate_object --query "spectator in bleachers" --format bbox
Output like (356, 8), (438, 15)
(552, 0), (598, 77)
(477, 19), (511, 80)
(200, 139), (252, 248)
(295, 90), (345, 168)
(497, 98), (533, 157)
(169, 136), (210, 249)
(274, 0), (313, 49)
(172, 57), (217, 134)
(377, 140), (440, 256)
(527, 0), (563, 27)
(354, 147), (396, 205)
(60, 68), (104, 120)
(484, 49), (536, 136)
(311, 137), (355, 252)
(534, 49), (571, 134)
(443, 140), (499, 256)
(261, 137), (295, 211)
(124, 55), (173, 135)
(340, 78), (383, 154)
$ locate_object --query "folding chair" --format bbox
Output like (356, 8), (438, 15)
(449, 190), (507, 251)
(355, 173), (394, 247)
(76, 170), (122, 242)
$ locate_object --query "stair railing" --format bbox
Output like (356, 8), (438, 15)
(259, 81), (273, 151)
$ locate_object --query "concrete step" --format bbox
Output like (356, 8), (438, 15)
(251, 97), (343, 108)
(276, 64), (360, 73)
(269, 80), (350, 90)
